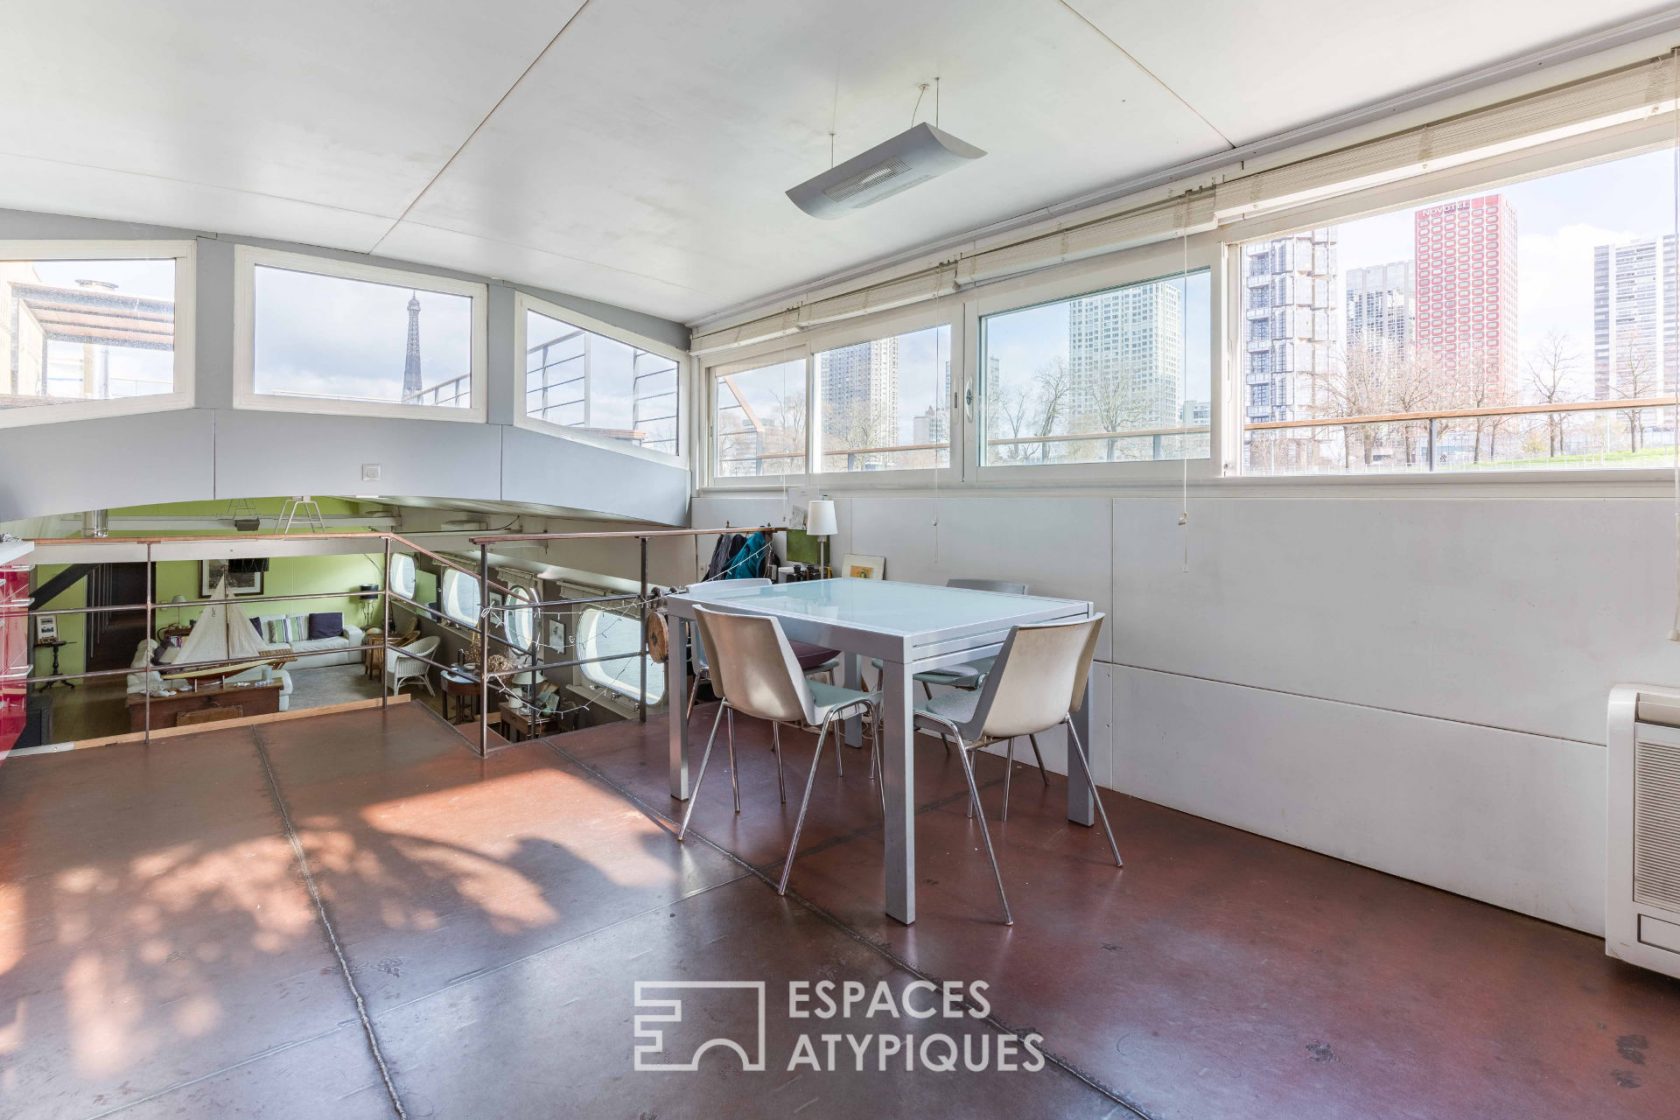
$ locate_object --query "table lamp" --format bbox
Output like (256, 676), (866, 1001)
(806, 498), (837, 577)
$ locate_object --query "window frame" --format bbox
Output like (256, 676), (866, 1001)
(512, 291), (689, 465)
(440, 567), (481, 628)
(969, 239), (1224, 486)
(232, 245), (488, 423)
(1219, 115), (1679, 485)
(503, 584), (536, 650)
(705, 341), (814, 488)
(0, 239), (197, 430)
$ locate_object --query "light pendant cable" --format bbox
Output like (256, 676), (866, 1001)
(1178, 206), (1191, 575)
(1671, 48), (1680, 641)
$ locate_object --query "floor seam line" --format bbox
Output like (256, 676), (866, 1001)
(541, 733), (1156, 1120)
(253, 729), (408, 1120)
(364, 870), (756, 1020)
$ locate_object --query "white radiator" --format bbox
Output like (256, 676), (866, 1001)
(1607, 684), (1680, 976)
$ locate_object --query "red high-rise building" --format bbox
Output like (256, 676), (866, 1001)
(1413, 194), (1518, 398)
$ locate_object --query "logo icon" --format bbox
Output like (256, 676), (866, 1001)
(632, 981), (767, 1072)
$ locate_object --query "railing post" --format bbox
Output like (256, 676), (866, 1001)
(478, 544), (491, 758)
(381, 536), (392, 711)
(638, 535), (649, 724)
(143, 543), (153, 745)
(1427, 417), (1437, 471)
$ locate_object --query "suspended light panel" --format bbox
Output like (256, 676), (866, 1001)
(787, 123), (985, 219)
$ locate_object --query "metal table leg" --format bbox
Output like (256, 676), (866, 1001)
(880, 656), (915, 925)
(667, 615), (692, 801)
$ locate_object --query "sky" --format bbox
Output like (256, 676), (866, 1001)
(252, 266), (473, 403)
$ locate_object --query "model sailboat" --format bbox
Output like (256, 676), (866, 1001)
(163, 577), (288, 686)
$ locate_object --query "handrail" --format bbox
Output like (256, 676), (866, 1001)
(1247, 394), (1678, 432)
(470, 524), (784, 545)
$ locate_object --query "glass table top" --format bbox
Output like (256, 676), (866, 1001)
(677, 579), (1086, 638)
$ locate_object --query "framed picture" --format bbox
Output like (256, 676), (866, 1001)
(201, 559), (265, 597)
(841, 554), (885, 580)
(34, 615), (58, 643)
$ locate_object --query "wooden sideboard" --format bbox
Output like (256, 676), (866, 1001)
(126, 680), (283, 731)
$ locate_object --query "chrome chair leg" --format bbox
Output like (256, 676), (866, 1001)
(726, 707), (740, 814)
(771, 722), (786, 804)
(1066, 718), (1122, 868)
(1001, 737), (1015, 821)
(677, 703), (727, 841)
(1028, 733), (1050, 785)
(686, 673), (701, 720)
(779, 712), (835, 895)
(952, 733), (1013, 925)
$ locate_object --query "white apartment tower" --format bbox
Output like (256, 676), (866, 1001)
(1345, 261), (1414, 360)
(819, 337), (900, 463)
(1242, 231), (1337, 426)
(1066, 281), (1183, 433)
(1594, 234), (1679, 399)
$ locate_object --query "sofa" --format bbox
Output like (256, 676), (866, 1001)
(255, 614), (366, 670)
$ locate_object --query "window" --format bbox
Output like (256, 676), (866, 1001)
(388, 553), (417, 600)
(981, 270), (1211, 465)
(713, 357), (806, 477)
(577, 607), (665, 704)
(504, 585), (536, 650)
(440, 568), (481, 627)
(0, 242), (193, 428)
(236, 247), (486, 420)
(815, 325), (951, 472)
(1240, 147), (1677, 476)
(520, 299), (681, 455)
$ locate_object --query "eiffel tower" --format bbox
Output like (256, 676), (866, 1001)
(401, 291), (423, 399)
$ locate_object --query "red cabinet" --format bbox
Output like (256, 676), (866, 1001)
(0, 545), (33, 762)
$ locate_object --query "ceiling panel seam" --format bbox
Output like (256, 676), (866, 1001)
(369, 0), (599, 257)
(1054, 0), (1234, 149)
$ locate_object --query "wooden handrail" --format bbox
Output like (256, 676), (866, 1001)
(1247, 395), (1678, 432)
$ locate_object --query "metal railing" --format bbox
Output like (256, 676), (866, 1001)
(20, 525), (782, 757)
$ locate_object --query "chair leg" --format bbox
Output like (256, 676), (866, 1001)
(1001, 738), (1015, 822)
(1028, 733), (1050, 785)
(834, 714), (845, 778)
(677, 704), (728, 841)
(921, 679), (934, 700)
(772, 722), (786, 804)
(778, 712), (834, 895)
(953, 735), (1013, 925)
(1066, 718), (1122, 868)
(726, 707), (740, 814)
(686, 674), (700, 720)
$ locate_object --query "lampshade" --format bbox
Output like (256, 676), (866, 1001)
(806, 499), (838, 538)
(169, 595), (186, 605)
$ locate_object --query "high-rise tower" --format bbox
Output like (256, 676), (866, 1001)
(402, 291), (423, 399)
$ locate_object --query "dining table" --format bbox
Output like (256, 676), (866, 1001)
(662, 578), (1097, 925)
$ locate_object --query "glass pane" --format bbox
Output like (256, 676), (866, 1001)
(816, 325), (951, 472)
(713, 358), (807, 476)
(441, 569), (481, 626)
(981, 270), (1211, 465)
(252, 265), (473, 408)
(1240, 146), (1678, 475)
(579, 607), (665, 704)
(524, 309), (679, 453)
(1, 257), (176, 412)
(504, 587), (535, 649)
(389, 554), (417, 599)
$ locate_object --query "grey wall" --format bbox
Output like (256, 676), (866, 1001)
(0, 206), (691, 523)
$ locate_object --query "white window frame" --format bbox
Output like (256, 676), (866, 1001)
(503, 584), (536, 650)
(233, 246), (488, 422)
(970, 239), (1224, 486)
(705, 342), (813, 488)
(387, 552), (417, 600)
(1219, 115), (1678, 487)
(0, 239), (196, 430)
(513, 291), (688, 465)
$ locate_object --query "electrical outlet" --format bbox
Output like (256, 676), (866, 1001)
(361, 463), (382, 482)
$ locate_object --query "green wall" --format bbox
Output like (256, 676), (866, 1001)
(32, 497), (387, 681)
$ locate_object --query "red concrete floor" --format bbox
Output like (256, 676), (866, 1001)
(1, 700), (1677, 1119)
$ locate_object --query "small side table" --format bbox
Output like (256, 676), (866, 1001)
(35, 639), (75, 690)
(440, 668), (481, 724)
(499, 702), (552, 743)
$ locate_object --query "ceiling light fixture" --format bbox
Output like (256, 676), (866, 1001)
(787, 78), (984, 219)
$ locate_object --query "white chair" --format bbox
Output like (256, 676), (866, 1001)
(386, 634), (440, 695)
(910, 614), (1120, 925)
(684, 580), (839, 716)
(678, 606), (879, 898)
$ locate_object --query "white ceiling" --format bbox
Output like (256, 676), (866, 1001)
(0, 0), (1670, 325)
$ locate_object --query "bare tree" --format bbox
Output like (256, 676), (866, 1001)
(1525, 330), (1578, 458)
(1031, 357), (1071, 463)
(1614, 332), (1662, 453)
(986, 382), (1033, 463)
(1445, 352), (1512, 466)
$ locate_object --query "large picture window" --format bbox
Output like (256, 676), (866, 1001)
(815, 325), (951, 472)
(0, 242), (193, 428)
(1239, 146), (1678, 475)
(521, 302), (680, 455)
(235, 248), (486, 420)
(980, 270), (1211, 466)
(713, 357), (807, 477)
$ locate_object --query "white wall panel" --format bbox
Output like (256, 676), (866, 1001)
(0, 410), (216, 521)
(1112, 664), (1606, 933)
